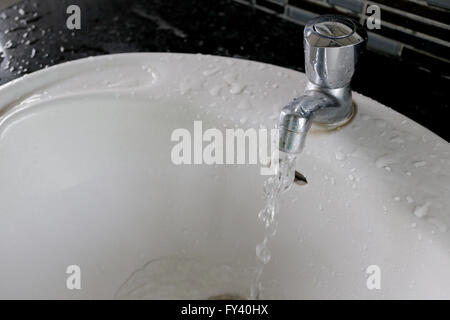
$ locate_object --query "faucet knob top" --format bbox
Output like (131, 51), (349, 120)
(304, 15), (367, 89)
(305, 15), (366, 48)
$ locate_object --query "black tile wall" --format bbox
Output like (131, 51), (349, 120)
(235, 0), (450, 76)
(255, 0), (285, 13)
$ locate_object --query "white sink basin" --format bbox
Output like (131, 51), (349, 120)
(0, 53), (449, 299)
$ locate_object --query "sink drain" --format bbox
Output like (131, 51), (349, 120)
(115, 256), (251, 299)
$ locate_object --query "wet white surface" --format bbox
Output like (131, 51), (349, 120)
(0, 53), (449, 299)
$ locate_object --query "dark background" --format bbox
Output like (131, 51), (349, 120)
(0, 0), (449, 140)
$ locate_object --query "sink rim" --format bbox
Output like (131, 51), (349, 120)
(0, 52), (448, 146)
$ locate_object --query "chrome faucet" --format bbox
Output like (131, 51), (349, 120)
(279, 15), (367, 154)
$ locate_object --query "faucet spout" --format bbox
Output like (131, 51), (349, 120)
(278, 90), (338, 154)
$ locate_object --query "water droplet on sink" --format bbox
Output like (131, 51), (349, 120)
(375, 154), (398, 169)
(413, 160), (426, 168)
(413, 201), (430, 218)
(229, 83), (246, 95)
(330, 177), (335, 185)
(203, 67), (220, 76)
(390, 135), (405, 144)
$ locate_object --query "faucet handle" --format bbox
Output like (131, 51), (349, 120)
(304, 15), (367, 89)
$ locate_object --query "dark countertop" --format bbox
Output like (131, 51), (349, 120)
(0, 0), (448, 141)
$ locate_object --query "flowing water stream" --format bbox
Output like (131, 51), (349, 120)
(250, 151), (297, 299)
